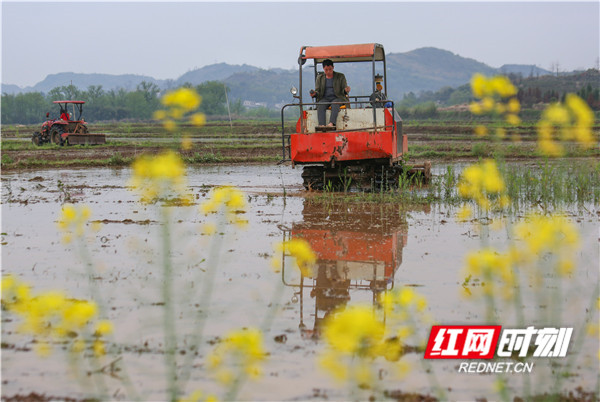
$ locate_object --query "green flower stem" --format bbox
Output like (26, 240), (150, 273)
(161, 207), (178, 401)
(76, 236), (140, 401)
(179, 213), (225, 392)
(555, 282), (599, 399)
(224, 272), (286, 402)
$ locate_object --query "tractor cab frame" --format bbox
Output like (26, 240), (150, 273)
(280, 43), (429, 191)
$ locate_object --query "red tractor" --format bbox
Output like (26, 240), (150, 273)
(281, 43), (430, 190)
(32, 100), (105, 146)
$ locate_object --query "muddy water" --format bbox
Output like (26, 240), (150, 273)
(1, 165), (598, 401)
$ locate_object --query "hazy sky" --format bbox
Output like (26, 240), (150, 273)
(2, 1), (599, 87)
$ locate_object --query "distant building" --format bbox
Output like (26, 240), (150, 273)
(243, 100), (267, 109)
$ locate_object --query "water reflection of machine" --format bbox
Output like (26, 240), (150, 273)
(280, 201), (414, 339)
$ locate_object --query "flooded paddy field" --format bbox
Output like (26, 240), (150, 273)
(1, 162), (598, 401)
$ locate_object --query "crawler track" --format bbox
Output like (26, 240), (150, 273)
(301, 161), (431, 192)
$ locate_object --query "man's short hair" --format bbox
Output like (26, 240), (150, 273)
(322, 59), (334, 67)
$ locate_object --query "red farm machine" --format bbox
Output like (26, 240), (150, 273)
(32, 100), (106, 146)
(280, 43), (430, 190)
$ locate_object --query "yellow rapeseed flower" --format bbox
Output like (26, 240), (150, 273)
(162, 87), (201, 110)
(57, 204), (94, 240)
(474, 125), (488, 137)
(537, 94), (597, 157)
(163, 119), (177, 132)
(505, 113), (521, 126)
(155, 87), (205, 132)
(181, 136), (193, 151)
(513, 214), (580, 271)
(200, 186), (247, 226)
(2, 276), (113, 358)
(153, 110), (167, 120)
(190, 112), (207, 127)
(469, 74), (521, 139)
(470, 74), (488, 98)
(93, 340), (106, 356)
(178, 390), (219, 402)
(274, 239), (316, 276)
(322, 305), (385, 357)
(507, 98), (521, 113)
(318, 350), (349, 381)
(130, 151), (191, 204)
(207, 327), (267, 385)
(456, 204), (472, 222)
(457, 159), (508, 210)
(94, 320), (114, 336)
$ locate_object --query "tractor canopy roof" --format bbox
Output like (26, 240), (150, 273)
(53, 100), (85, 104)
(301, 43), (385, 63)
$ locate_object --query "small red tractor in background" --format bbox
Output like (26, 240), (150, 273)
(32, 100), (106, 146)
(280, 43), (430, 190)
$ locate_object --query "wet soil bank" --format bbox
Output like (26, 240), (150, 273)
(2, 121), (599, 170)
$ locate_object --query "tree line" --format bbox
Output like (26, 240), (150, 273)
(1, 81), (248, 125)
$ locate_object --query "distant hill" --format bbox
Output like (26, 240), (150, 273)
(1, 47), (584, 107)
(386, 47), (498, 99)
(499, 64), (552, 77)
(27, 72), (166, 94)
(176, 63), (259, 86)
